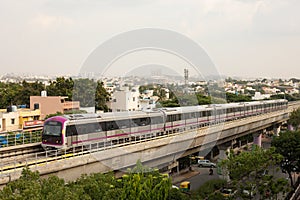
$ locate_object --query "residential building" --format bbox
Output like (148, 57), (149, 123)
(108, 86), (140, 112)
(0, 109), (20, 132)
(30, 95), (80, 119)
(0, 106), (42, 132)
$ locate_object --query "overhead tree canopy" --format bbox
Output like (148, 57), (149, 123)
(219, 147), (289, 199)
(288, 108), (300, 130)
(272, 130), (300, 188)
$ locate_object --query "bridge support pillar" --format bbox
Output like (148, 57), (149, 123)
(273, 124), (281, 136)
(217, 142), (231, 181)
(288, 124), (294, 131)
(253, 130), (264, 148)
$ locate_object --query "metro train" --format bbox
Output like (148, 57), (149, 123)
(41, 99), (288, 150)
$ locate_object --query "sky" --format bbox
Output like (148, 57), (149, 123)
(0, 0), (300, 79)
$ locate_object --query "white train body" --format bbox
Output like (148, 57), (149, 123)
(41, 99), (288, 150)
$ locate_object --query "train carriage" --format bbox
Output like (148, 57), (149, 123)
(41, 99), (288, 151)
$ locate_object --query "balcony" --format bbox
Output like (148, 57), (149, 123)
(63, 101), (80, 110)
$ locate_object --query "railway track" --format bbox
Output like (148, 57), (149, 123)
(0, 143), (42, 159)
(0, 143), (43, 165)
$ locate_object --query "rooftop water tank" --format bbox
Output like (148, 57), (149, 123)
(11, 105), (17, 112)
(6, 106), (12, 112)
(41, 90), (47, 97)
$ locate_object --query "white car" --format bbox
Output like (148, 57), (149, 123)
(198, 159), (217, 168)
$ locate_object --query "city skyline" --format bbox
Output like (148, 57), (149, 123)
(0, 0), (300, 79)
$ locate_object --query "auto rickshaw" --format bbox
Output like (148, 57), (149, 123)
(179, 181), (191, 192)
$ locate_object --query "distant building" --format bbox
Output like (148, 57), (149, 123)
(0, 109), (20, 132)
(0, 106), (42, 132)
(30, 92), (80, 119)
(107, 86), (140, 112)
(252, 92), (271, 100)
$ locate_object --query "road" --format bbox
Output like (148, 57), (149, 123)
(175, 135), (291, 192)
(174, 166), (221, 191)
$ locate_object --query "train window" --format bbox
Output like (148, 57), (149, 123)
(198, 112), (202, 117)
(167, 115), (172, 122)
(175, 114), (182, 121)
(76, 124), (87, 135)
(191, 112), (198, 118)
(184, 113), (191, 120)
(132, 117), (150, 126)
(217, 109), (225, 115)
(85, 123), (101, 134)
(106, 121), (119, 131)
(207, 111), (212, 116)
(116, 119), (130, 129)
(66, 125), (78, 137)
(43, 121), (62, 136)
(151, 116), (163, 124)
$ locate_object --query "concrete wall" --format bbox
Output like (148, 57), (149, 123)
(0, 111), (19, 131)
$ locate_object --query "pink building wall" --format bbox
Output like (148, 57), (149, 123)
(30, 96), (80, 119)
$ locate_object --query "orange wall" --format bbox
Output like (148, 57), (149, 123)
(30, 96), (64, 119)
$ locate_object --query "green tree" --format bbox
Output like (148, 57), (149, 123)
(219, 147), (287, 199)
(0, 167), (42, 200)
(19, 80), (44, 105)
(191, 179), (226, 200)
(288, 108), (300, 130)
(95, 81), (110, 112)
(41, 176), (76, 200)
(119, 160), (172, 200)
(196, 93), (212, 105)
(272, 131), (300, 188)
(46, 77), (74, 99)
(0, 161), (178, 200)
(226, 92), (252, 103)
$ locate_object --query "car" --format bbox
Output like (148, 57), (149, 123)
(220, 188), (237, 198)
(198, 159), (216, 168)
(241, 185), (257, 198)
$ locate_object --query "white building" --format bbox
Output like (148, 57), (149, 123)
(108, 86), (141, 112)
(252, 92), (271, 100)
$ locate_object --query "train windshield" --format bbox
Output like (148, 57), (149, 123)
(43, 121), (62, 136)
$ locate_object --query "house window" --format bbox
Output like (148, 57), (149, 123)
(133, 97), (135, 102)
(11, 119), (15, 124)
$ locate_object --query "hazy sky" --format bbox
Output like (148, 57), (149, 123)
(0, 0), (299, 79)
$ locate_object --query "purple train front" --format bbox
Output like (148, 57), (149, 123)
(42, 116), (68, 150)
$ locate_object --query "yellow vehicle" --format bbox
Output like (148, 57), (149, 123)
(179, 181), (191, 192)
(189, 156), (204, 164)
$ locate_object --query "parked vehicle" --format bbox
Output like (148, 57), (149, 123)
(198, 159), (216, 168)
(220, 188), (237, 198)
(179, 181), (190, 192)
(241, 185), (257, 198)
